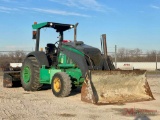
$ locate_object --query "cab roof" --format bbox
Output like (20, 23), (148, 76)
(32, 22), (74, 32)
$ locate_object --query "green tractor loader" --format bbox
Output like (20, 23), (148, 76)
(21, 22), (154, 104)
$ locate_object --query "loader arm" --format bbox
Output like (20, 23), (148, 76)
(60, 45), (88, 78)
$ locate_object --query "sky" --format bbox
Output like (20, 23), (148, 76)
(0, 0), (160, 52)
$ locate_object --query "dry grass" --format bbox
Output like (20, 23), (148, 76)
(147, 70), (160, 75)
(0, 68), (3, 76)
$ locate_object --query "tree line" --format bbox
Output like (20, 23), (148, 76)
(115, 48), (160, 62)
(0, 48), (160, 69)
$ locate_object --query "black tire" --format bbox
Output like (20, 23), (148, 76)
(51, 72), (72, 97)
(21, 57), (43, 91)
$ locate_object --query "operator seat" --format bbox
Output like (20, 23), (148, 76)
(45, 43), (57, 66)
(45, 43), (57, 54)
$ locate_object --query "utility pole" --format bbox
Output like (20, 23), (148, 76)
(156, 53), (157, 70)
(115, 45), (117, 69)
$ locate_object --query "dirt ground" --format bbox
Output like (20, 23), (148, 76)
(0, 75), (160, 120)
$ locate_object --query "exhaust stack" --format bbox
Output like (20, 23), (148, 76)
(74, 23), (79, 42)
(102, 34), (108, 59)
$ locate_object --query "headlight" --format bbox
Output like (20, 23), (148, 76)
(70, 25), (73, 28)
(50, 23), (53, 26)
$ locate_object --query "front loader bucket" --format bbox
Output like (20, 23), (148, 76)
(81, 70), (154, 104)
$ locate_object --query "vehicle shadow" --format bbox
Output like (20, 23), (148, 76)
(70, 87), (81, 96)
(11, 81), (22, 88)
(40, 84), (51, 90)
(40, 85), (81, 96)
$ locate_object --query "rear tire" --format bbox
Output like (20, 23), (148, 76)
(21, 57), (42, 91)
(51, 72), (71, 97)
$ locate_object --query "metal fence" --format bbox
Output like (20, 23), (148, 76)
(0, 51), (32, 54)
(0, 47), (160, 71)
(107, 46), (160, 71)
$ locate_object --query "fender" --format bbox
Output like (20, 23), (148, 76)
(27, 51), (49, 67)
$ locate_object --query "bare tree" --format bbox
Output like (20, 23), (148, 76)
(117, 48), (126, 62)
(8, 50), (26, 63)
(134, 48), (143, 57)
(116, 47), (160, 62)
(146, 50), (157, 62)
(0, 51), (26, 70)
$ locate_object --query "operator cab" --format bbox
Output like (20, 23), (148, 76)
(32, 22), (78, 66)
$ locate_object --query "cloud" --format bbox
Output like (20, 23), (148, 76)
(150, 5), (160, 9)
(21, 7), (90, 17)
(33, 8), (90, 17)
(0, 6), (18, 13)
(49, 0), (106, 12)
(0, 10), (9, 13)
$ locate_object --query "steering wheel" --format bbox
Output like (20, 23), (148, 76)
(55, 40), (59, 45)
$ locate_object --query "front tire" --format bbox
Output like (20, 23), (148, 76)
(21, 57), (42, 91)
(51, 72), (72, 97)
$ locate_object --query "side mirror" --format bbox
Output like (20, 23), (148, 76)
(32, 31), (37, 39)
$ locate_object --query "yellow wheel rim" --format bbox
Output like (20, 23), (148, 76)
(53, 77), (61, 92)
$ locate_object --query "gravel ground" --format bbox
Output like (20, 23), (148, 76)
(0, 76), (160, 120)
